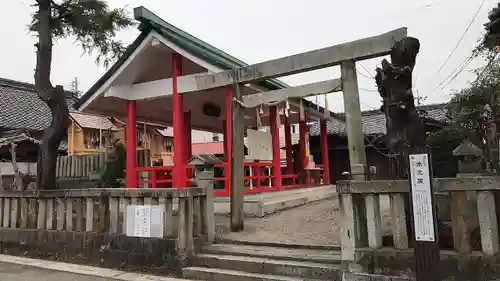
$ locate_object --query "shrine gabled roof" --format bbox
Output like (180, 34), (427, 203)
(134, 7), (290, 91)
(75, 6), (330, 116)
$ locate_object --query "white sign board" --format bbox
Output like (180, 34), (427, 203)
(409, 153), (436, 242)
(125, 205), (164, 238)
(134, 205), (151, 237)
(246, 129), (272, 161)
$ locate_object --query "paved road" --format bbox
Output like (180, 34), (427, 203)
(0, 262), (115, 281)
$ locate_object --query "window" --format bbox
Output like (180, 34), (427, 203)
(136, 131), (152, 148)
(164, 138), (173, 152)
(212, 133), (220, 142)
(84, 129), (111, 149)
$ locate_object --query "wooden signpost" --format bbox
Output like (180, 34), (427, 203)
(408, 153), (441, 281)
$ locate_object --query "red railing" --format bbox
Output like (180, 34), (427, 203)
(136, 165), (174, 188)
(135, 161), (307, 196)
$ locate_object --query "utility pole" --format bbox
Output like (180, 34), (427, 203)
(70, 77), (81, 97)
(414, 89), (427, 106)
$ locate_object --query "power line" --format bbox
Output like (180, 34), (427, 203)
(432, 0), (486, 78)
(472, 52), (499, 87)
(359, 87), (379, 92)
(356, 68), (373, 79)
(17, 0), (30, 6)
(360, 101), (378, 110)
(436, 52), (498, 92)
(382, 0), (451, 18)
(357, 64), (374, 78)
(437, 57), (474, 90)
(432, 56), (474, 91)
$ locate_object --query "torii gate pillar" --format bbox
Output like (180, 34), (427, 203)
(230, 84), (245, 232)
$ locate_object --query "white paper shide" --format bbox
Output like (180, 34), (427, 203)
(409, 153), (436, 242)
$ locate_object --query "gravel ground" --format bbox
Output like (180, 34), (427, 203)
(216, 198), (342, 245)
(215, 196), (393, 246)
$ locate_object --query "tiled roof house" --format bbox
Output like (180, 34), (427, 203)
(308, 103), (449, 182)
(308, 103), (448, 137)
(0, 77), (78, 151)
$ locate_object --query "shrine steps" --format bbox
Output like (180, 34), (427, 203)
(182, 243), (343, 281)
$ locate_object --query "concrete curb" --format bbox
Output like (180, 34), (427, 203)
(0, 254), (192, 281)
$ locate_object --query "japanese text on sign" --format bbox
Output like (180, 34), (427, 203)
(134, 205), (151, 238)
(409, 153), (436, 242)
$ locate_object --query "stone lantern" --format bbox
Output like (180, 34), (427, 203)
(185, 154), (221, 243)
(452, 140), (483, 176)
(186, 154), (222, 182)
(451, 140), (481, 238)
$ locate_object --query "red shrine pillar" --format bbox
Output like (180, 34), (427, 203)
(184, 110), (192, 183)
(184, 111), (192, 158)
(270, 106), (281, 189)
(320, 119), (330, 184)
(172, 53), (186, 188)
(298, 118), (308, 184)
(223, 120), (228, 156)
(224, 88), (232, 196)
(126, 100), (137, 188)
(284, 117), (293, 175)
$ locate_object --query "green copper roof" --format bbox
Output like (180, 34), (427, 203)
(133, 6), (290, 90)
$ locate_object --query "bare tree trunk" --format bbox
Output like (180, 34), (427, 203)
(375, 37), (425, 245)
(34, 0), (70, 190)
(375, 37), (425, 178)
(487, 91), (499, 172)
(10, 143), (22, 191)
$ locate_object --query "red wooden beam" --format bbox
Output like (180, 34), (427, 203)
(270, 106), (282, 189)
(126, 100), (137, 188)
(184, 111), (192, 158)
(299, 120), (308, 184)
(172, 53), (185, 188)
(184, 110), (192, 184)
(224, 88), (232, 196)
(284, 117), (294, 175)
(320, 120), (330, 184)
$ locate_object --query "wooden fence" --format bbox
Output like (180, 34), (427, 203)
(55, 154), (103, 179)
(0, 187), (210, 259)
(55, 150), (151, 179)
(337, 176), (500, 260)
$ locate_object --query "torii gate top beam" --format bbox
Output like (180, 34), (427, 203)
(179, 27), (407, 94)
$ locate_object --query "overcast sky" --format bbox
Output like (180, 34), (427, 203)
(2, 0), (497, 112)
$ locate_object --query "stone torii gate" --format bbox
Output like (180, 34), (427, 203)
(174, 27), (408, 231)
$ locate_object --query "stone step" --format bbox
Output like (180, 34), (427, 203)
(193, 253), (343, 280)
(202, 244), (342, 264)
(182, 266), (326, 281)
(260, 185), (335, 200)
(261, 187), (336, 216)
